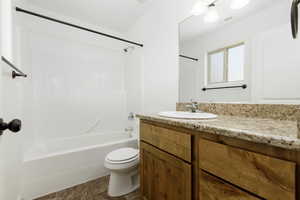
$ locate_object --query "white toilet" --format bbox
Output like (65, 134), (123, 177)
(104, 147), (140, 197)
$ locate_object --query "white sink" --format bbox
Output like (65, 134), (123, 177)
(158, 111), (217, 120)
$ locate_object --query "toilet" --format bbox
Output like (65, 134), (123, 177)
(104, 147), (140, 197)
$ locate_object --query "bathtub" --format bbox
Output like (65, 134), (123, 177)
(21, 132), (137, 200)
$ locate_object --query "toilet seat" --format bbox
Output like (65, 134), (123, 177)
(105, 148), (139, 164)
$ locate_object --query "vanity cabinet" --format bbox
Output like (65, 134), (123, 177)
(198, 139), (296, 200)
(140, 120), (298, 200)
(199, 171), (261, 200)
(140, 122), (192, 200)
(140, 122), (191, 162)
(140, 142), (191, 200)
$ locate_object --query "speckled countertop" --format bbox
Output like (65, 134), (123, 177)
(137, 114), (300, 150)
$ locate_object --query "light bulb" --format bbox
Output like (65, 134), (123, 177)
(191, 1), (208, 16)
(204, 6), (219, 23)
(230, 0), (250, 10)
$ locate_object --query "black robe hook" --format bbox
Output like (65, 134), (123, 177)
(291, 0), (300, 39)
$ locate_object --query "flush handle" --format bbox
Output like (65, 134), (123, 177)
(0, 118), (22, 136)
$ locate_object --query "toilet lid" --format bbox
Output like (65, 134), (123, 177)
(106, 148), (139, 162)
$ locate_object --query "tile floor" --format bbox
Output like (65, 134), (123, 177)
(35, 176), (141, 200)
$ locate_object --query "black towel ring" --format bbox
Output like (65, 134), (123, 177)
(291, 0), (300, 39)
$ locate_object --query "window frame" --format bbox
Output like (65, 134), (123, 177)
(207, 42), (245, 85)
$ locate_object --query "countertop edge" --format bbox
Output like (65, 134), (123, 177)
(137, 114), (300, 151)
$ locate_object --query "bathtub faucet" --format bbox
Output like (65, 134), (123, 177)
(125, 127), (134, 132)
(128, 112), (135, 121)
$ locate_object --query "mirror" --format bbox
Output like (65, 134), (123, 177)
(179, 0), (300, 104)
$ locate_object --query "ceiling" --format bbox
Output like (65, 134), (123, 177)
(180, 0), (282, 42)
(24, 0), (153, 33)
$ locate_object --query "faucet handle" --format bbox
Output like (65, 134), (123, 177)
(192, 102), (198, 106)
(186, 102), (197, 113)
(190, 99), (198, 104)
(186, 100), (202, 113)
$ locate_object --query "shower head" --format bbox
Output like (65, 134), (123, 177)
(124, 46), (135, 53)
(136, 0), (149, 3)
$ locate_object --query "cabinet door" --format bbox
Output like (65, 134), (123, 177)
(199, 139), (296, 200)
(199, 171), (262, 200)
(140, 122), (191, 162)
(140, 142), (191, 200)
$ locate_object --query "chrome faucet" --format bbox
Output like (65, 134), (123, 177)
(186, 101), (199, 113)
(128, 112), (135, 121)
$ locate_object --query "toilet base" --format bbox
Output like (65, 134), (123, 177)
(107, 169), (140, 197)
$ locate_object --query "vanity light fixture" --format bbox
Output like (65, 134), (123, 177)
(191, 0), (220, 23)
(190, 0), (251, 24)
(204, 3), (219, 23)
(230, 0), (250, 10)
(191, 1), (208, 16)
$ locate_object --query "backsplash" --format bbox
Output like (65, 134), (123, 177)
(177, 103), (300, 121)
(297, 108), (300, 138)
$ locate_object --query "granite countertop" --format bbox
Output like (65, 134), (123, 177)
(137, 114), (300, 150)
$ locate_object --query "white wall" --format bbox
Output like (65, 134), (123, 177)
(179, 57), (200, 102)
(180, 1), (300, 104)
(126, 0), (179, 114)
(124, 47), (143, 137)
(0, 0), (24, 200)
(252, 23), (300, 104)
(124, 48), (143, 116)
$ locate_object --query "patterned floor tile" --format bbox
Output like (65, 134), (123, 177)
(35, 176), (140, 200)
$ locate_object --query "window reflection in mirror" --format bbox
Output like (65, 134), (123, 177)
(208, 43), (244, 84)
(179, 0), (300, 104)
(208, 50), (225, 83)
(228, 44), (244, 82)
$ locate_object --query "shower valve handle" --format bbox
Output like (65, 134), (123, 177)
(0, 118), (22, 136)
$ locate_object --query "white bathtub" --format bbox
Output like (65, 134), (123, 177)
(21, 132), (137, 200)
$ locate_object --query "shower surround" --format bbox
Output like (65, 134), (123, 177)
(18, 10), (143, 199)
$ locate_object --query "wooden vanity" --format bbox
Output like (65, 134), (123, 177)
(139, 120), (299, 200)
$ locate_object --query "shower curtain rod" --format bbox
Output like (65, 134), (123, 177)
(179, 55), (199, 61)
(1, 56), (27, 79)
(15, 7), (144, 48)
